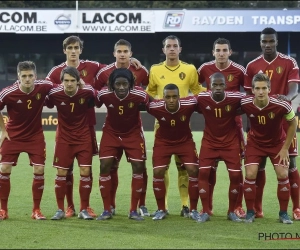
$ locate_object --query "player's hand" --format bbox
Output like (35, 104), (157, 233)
(130, 57), (142, 70)
(276, 94), (290, 102)
(78, 79), (85, 89)
(0, 130), (10, 147)
(274, 148), (289, 168)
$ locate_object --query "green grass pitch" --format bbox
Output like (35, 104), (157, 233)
(1, 131), (300, 249)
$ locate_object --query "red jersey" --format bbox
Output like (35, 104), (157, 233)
(46, 59), (106, 86)
(94, 63), (149, 90)
(46, 85), (95, 144)
(241, 95), (294, 147)
(197, 60), (245, 91)
(196, 91), (245, 148)
(96, 87), (149, 135)
(244, 53), (300, 95)
(146, 96), (197, 144)
(0, 80), (53, 141)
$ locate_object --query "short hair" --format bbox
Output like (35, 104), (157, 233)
(162, 35), (181, 47)
(63, 36), (84, 50)
(17, 61), (36, 74)
(261, 27), (278, 39)
(252, 73), (270, 89)
(60, 66), (80, 83)
(212, 38), (231, 50)
(163, 83), (179, 94)
(210, 72), (225, 82)
(108, 68), (134, 91)
(114, 39), (132, 51)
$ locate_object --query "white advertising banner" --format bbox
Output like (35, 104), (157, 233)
(0, 9), (155, 33)
(0, 9), (300, 33)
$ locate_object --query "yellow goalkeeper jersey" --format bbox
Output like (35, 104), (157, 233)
(146, 60), (206, 98)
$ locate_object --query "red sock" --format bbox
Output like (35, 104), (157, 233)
(208, 166), (216, 211)
(277, 177), (290, 211)
(254, 169), (266, 212)
(32, 174), (44, 211)
(198, 167), (211, 213)
(130, 173), (143, 212)
(188, 176), (199, 211)
(228, 171), (240, 213)
(79, 175), (91, 211)
(55, 175), (66, 211)
(110, 167), (118, 209)
(153, 175), (166, 211)
(235, 171), (244, 208)
(99, 174), (111, 212)
(289, 168), (300, 210)
(243, 177), (256, 211)
(65, 170), (74, 209)
(0, 172), (11, 211)
(138, 167), (148, 207)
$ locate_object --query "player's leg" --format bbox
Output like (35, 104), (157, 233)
(206, 162), (217, 215)
(0, 140), (20, 220)
(110, 151), (122, 215)
(254, 157), (266, 218)
(138, 161), (150, 216)
(77, 144), (94, 220)
(65, 162), (75, 217)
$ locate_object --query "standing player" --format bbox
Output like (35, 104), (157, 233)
(244, 27), (300, 220)
(241, 73), (297, 224)
(94, 39), (149, 216)
(95, 68), (152, 221)
(46, 35), (142, 218)
(146, 84), (199, 221)
(46, 67), (95, 220)
(146, 35), (206, 217)
(197, 38), (246, 218)
(196, 72), (244, 223)
(0, 61), (53, 220)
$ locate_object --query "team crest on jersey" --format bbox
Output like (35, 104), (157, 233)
(276, 66), (283, 74)
(227, 74), (234, 82)
(225, 105), (232, 112)
(79, 98), (85, 104)
(35, 93), (41, 100)
(179, 72), (186, 80)
(128, 102), (134, 108)
(268, 112), (275, 119)
(81, 69), (87, 77)
(180, 115), (186, 121)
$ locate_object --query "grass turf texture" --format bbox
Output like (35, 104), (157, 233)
(1, 131), (300, 249)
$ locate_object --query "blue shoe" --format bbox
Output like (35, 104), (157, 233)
(139, 206), (150, 217)
(96, 210), (112, 221)
(279, 212), (293, 224)
(128, 210), (144, 221)
(244, 211), (255, 223)
(227, 212), (242, 222)
(189, 210), (200, 221)
(152, 210), (166, 221)
(196, 212), (210, 223)
(51, 209), (65, 220)
(78, 210), (94, 220)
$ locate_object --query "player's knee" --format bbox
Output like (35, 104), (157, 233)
(154, 167), (166, 177)
(33, 165), (45, 175)
(0, 164), (12, 173)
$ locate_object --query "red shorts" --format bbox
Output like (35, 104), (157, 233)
(199, 145), (241, 171)
(99, 128), (146, 162)
(89, 126), (99, 156)
(53, 142), (93, 170)
(244, 140), (285, 167)
(282, 119), (298, 156)
(0, 138), (46, 166)
(152, 139), (198, 169)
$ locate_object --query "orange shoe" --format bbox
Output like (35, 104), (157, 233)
(200, 209), (213, 216)
(0, 209), (9, 220)
(65, 206), (76, 218)
(254, 209), (264, 218)
(234, 206), (246, 219)
(293, 208), (300, 220)
(87, 207), (97, 218)
(31, 209), (46, 220)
